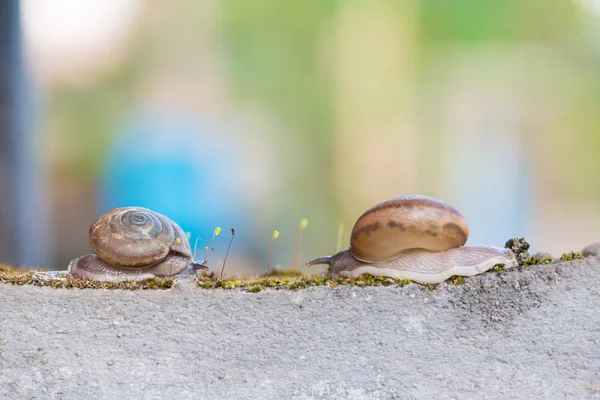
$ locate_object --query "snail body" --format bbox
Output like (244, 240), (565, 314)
(307, 195), (518, 284)
(68, 207), (207, 282)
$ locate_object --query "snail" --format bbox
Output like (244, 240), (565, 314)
(307, 195), (518, 284)
(582, 242), (600, 257)
(68, 207), (207, 282)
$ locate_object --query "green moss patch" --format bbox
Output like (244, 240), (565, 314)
(0, 270), (174, 290)
(559, 251), (584, 262)
(0, 265), (16, 273)
(196, 274), (414, 292)
(522, 253), (555, 266)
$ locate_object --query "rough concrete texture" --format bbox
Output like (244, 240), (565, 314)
(1, 258), (599, 400)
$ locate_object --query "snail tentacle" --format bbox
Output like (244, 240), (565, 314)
(305, 256), (333, 266)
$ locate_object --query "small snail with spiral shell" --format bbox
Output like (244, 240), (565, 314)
(68, 207), (207, 281)
(307, 195), (518, 284)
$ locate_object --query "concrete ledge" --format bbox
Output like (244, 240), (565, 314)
(1, 258), (599, 399)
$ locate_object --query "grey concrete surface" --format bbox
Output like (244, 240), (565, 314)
(1, 258), (599, 400)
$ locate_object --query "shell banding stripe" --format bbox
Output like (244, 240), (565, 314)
(109, 208), (166, 240)
(351, 221), (468, 243)
(349, 195), (470, 262)
(358, 195), (462, 219)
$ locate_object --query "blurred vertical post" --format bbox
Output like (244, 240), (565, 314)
(0, 0), (51, 267)
(435, 51), (531, 247)
(330, 1), (419, 234)
(0, 0), (20, 266)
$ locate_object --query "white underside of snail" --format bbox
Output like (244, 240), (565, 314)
(308, 245), (517, 284)
(307, 195), (519, 284)
(67, 254), (197, 282)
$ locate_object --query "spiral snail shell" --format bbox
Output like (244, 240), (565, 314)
(68, 207), (207, 281)
(307, 195), (518, 284)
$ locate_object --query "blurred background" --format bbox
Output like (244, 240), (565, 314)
(1, 0), (599, 273)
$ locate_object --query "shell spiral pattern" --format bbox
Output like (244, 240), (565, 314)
(69, 207), (206, 282)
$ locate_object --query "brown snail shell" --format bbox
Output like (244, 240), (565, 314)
(350, 195), (469, 262)
(307, 195), (518, 284)
(68, 207), (206, 281)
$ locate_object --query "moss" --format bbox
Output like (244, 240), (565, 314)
(559, 251), (584, 262)
(0, 267), (426, 291)
(202, 281), (212, 289)
(194, 274), (417, 292)
(0, 269), (174, 290)
(261, 268), (304, 278)
(522, 253), (555, 266)
(0, 265), (15, 273)
(6, 262), (552, 292)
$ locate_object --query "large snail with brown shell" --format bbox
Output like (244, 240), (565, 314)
(68, 207), (207, 281)
(307, 195), (518, 284)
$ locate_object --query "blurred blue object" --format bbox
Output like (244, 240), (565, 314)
(99, 109), (250, 258)
(0, 0), (52, 268)
(447, 130), (531, 248)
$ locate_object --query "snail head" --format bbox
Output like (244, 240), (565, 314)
(192, 260), (209, 271)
